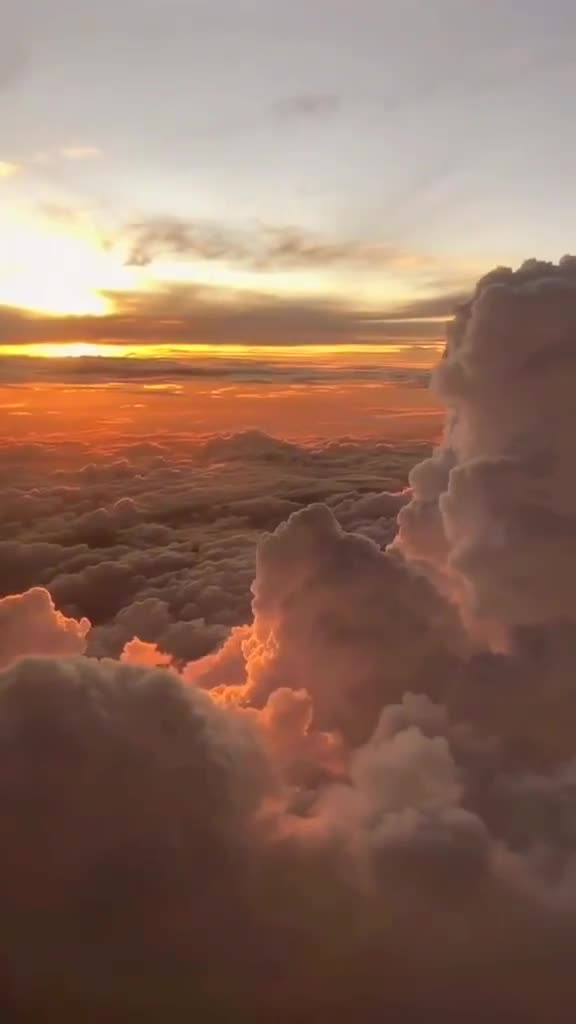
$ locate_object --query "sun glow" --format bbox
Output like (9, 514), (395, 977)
(0, 215), (135, 317)
(0, 341), (443, 370)
(4, 342), (136, 359)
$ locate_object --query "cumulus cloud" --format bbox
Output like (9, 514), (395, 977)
(393, 256), (576, 646)
(0, 655), (271, 1017)
(0, 587), (89, 668)
(0, 431), (419, 660)
(189, 503), (462, 743)
(120, 635), (173, 668)
(4, 262), (576, 1017)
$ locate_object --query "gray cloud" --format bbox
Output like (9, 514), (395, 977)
(0, 282), (456, 350)
(0, 654), (271, 1017)
(122, 217), (423, 271)
(394, 255), (576, 646)
(4, 502), (576, 1017)
(0, 351), (433, 387)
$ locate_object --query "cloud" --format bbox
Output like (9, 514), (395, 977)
(120, 635), (173, 667)
(0, 285), (452, 350)
(6, 263), (576, 1015)
(122, 216), (428, 272)
(273, 93), (342, 119)
(0, 587), (89, 668)
(188, 502), (462, 743)
(0, 353), (435, 392)
(0, 654), (271, 1016)
(3, 611), (576, 1015)
(393, 255), (576, 647)
(0, 431), (421, 664)
(371, 290), (470, 320)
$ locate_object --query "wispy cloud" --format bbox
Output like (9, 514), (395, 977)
(122, 216), (430, 273)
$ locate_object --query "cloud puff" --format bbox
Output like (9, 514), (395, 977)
(0, 587), (89, 669)
(192, 503), (460, 743)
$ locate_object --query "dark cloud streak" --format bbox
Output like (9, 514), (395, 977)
(0, 282), (460, 349)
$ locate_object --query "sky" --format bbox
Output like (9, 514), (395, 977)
(2, 0), (576, 351)
(4, 6), (576, 1013)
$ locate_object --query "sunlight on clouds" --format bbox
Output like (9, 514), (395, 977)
(0, 341), (440, 363)
(3, 342), (134, 359)
(0, 214), (395, 319)
(0, 206), (454, 323)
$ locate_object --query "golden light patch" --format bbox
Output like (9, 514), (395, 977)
(0, 215), (135, 317)
(0, 342), (133, 359)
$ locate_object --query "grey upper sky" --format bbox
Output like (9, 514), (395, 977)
(1, 0), (576, 324)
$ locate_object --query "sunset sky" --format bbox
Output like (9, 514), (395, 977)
(5, 5), (576, 1018)
(2, 0), (576, 358)
(5, 0), (576, 445)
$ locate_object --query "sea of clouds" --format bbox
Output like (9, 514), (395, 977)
(2, 258), (576, 1020)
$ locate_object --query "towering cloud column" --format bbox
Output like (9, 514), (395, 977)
(393, 257), (576, 648)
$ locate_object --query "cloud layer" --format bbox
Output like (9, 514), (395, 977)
(2, 259), (576, 1019)
(0, 283), (456, 348)
(0, 430), (421, 664)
